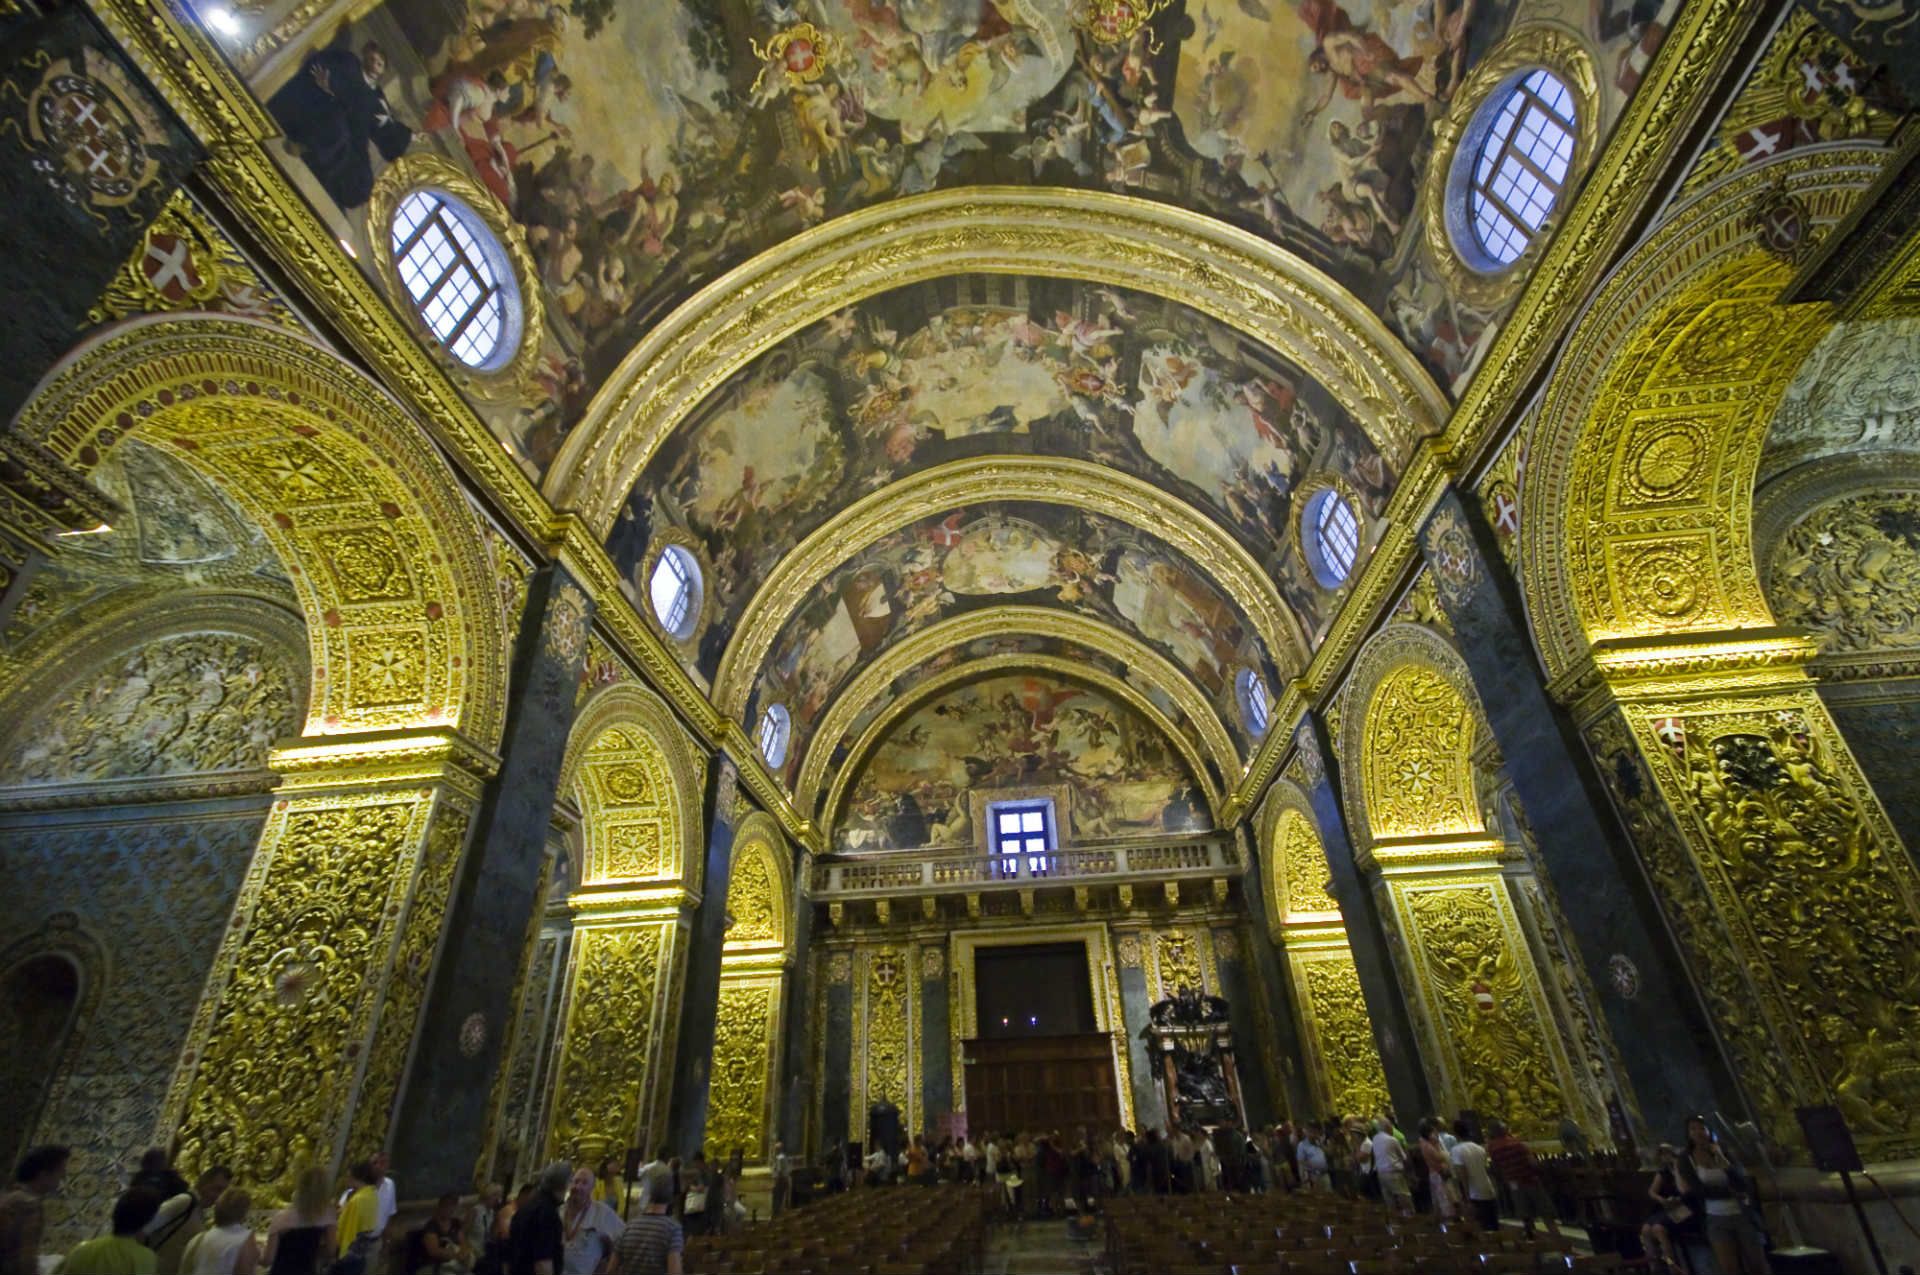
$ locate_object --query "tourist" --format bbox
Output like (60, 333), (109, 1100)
(1, 1145), (70, 1275)
(557, 1171), (619, 1275)
(182, 1188), (260, 1275)
(406, 1193), (469, 1275)
(610, 1169), (680, 1275)
(129, 1153), (189, 1205)
(263, 1167), (334, 1275)
(1197, 1128), (1220, 1192)
(468, 1187), (504, 1275)
(508, 1164), (569, 1275)
(1486, 1120), (1559, 1238)
(1678, 1117), (1768, 1275)
(335, 1162), (384, 1275)
(1296, 1127), (1330, 1191)
(678, 1155), (711, 1236)
(1417, 1120), (1458, 1220)
(369, 1155), (398, 1237)
(1643, 1143), (1697, 1275)
(1370, 1118), (1413, 1216)
(1449, 1121), (1498, 1231)
(769, 1142), (791, 1216)
(591, 1161), (623, 1216)
(150, 1167), (231, 1275)
(59, 1188), (164, 1275)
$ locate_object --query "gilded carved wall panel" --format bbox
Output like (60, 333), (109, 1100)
(706, 978), (780, 1163)
(1765, 489), (1920, 656)
(862, 946), (914, 1125)
(1362, 665), (1480, 839)
(1391, 880), (1574, 1142)
(546, 921), (671, 1158)
(1275, 808), (1340, 920)
(1288, 947), (1392, 1122)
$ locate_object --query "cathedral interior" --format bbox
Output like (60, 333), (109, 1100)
(3, 0), (1920, 1268)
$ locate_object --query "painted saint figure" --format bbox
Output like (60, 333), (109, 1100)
(269, 41), (413, 208)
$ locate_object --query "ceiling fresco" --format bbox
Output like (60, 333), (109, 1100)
(254, 0), (1660, 477)
(607, 276), (1390, 659)
(741, 501), (1278, 783)
(834, 669), (1212, 853)
(812, 632), (1222, 817)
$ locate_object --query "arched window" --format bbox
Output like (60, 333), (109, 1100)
(1462, 69), (1577, 268)
(647, 544), (702, 640)
(389, 189), (518, 369)
(757, 703), (791, 769)
(1302, 487), (1361, 588)
(1238, 668), (1272, 737)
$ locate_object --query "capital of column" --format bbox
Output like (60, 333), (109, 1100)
(1356, 833), (1512, 878)
(267, 726), (501, 799)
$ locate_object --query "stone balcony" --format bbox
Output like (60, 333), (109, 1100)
(809, 833), (1241, 908)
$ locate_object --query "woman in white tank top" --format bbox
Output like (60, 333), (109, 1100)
(182, 1188), (261, 1275)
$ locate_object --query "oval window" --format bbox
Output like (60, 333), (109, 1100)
(389, 189), (522, 369)
(1452, 69), (1577, 270)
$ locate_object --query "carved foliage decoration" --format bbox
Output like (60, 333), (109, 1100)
(705, 979), (779, 1163)
(575, 726), (678, 885)
(864, 946), (911, 1115)
(1396, 882), (1569, 1141)
(1274, 807), (1338, 920)
(547, 923), (667, 1157)
(1154, 929), (1208, 1000)
(1639, 705), (1920, 1157)
(171, 795), (439, 1199)
(1291, 951), (1391, 1121)
(1362, 664), (1479, 839)
(0, 632), (298, 784)
(725, 834), (784, 949)
(1766, 490), (1920, 654)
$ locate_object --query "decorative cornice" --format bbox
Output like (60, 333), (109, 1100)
(712, 456), (1308, 726)
(268, 726), (501, 798)
(817, 653), (1224, 842)
(794, 605), (1238, 819)
(545, 187), (1447, 536)
(1589, 628), (1819, 700)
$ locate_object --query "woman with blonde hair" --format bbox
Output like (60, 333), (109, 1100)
(265, 1168), (336, 1275)
(181, 1188), (260, 1275)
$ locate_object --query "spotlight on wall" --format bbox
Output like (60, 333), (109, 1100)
(204, 6), (241, 35)
(55, 523), (113, 537)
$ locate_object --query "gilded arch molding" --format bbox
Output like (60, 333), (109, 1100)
(724, 810), (792, 956)
(1335, 622), (1490, 852)
(544, 187), (1448, 536)
(1256, 779), (1340, 935)
(714, 456), (1307, 725)
(561, 681), (708, 895)
(821, 653), (1224, 842)
(8, 316), (510, 747)
(794, 606), (1238, 819)
(1519, 148), (1886, 682)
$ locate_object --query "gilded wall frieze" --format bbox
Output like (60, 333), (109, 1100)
(544, 188), (1446, 535)
(819, 653), (1224, 842)
(714, 457), (1307, 726)
(795, 607), (1237, 818)
(10, 318), (510, 746)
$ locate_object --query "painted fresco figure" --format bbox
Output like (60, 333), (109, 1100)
(269, 41), (413, 209)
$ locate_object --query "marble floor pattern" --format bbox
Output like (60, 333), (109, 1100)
(983, 1219), (1102, 1275)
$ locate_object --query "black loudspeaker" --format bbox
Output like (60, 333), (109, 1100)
(869, 1101), (902, 1158)
(1795, 1105), (1864, 1174)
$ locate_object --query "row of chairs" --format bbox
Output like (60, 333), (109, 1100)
(1106, 1193), (1629, 1275)
(680, 1182), (991, 1275)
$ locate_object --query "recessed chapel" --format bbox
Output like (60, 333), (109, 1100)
(2, 0), (1918, 1270)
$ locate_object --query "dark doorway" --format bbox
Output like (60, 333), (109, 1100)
(0, 954), (81, 1163)
(975, 942), (1095, 1038)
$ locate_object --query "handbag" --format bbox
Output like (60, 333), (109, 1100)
(1665, 1202), (1694, 1224)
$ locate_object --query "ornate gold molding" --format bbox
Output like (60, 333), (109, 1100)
(818, 653), (1224, 843)
(714, 456), (1307, 726)
(562, 681), (709, 897)
(794, 606), (1237, 819)
(544, 187), (1447, 536)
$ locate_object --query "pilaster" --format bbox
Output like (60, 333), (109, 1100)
(1233, 824), (1317, 1121)
(665, 757), (741, 1152)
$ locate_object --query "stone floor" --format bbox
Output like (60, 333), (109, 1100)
(982, 1219), (1102, 1275)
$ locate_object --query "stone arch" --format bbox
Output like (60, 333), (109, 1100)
(561, 682), (707, 891)
(1260, 784), (1341, 936)
(725, 811), (792, 954)
(0, 916), (107, 1165)
(1337, 622), (1489, 847)
(0, 592), (307, 794)
(1518, 147), (1886, 679)
(9, 316), (511, 746)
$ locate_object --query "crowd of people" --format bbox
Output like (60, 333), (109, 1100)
(0, 1112), (1777, 1275)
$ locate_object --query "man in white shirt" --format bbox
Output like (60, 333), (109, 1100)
(770, 1142), (791, 1215)
(371, 1153), (398, 1235)
(1449, 1122), (1499, 1231)
(1371, 1119), (1413, 1215)
(863, 1146), (890, 1185)
(1296, 1128), (1331, 1191)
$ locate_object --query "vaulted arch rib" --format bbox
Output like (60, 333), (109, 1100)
(544, 188), (1446, 536)
(713, 456), (1308, 727)
(795, 606), (1239, 819)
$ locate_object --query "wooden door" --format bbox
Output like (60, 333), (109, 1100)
(962, 1033), (1121, 1133)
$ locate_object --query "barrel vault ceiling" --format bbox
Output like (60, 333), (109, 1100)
(220, 0), (1676, 839)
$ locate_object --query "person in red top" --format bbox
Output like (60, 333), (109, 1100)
(1485, 1120), (1560, 1237)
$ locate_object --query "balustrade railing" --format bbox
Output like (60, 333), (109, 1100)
(810, 833), (1236, 896)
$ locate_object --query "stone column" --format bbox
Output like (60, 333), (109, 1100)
(818, 949), (854, 1156)
(394, 567), (593, 1192)
(164, 729), (495, 1199)
(666, 758), (740, 1152)
(919, 942), (952, 1134)
(1292, 716), (1433, 1122)
(1231, 825), (1317, 1120)
(1418, 488), (1738, 1141)
(1113, 928), (1166, 1131)
(775, 855), (816, 1152)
